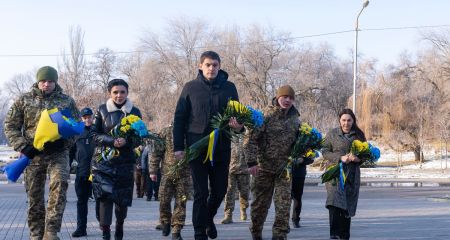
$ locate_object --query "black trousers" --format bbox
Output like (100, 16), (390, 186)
(291, 176), (306, 221)
(189, 153), (230, 237)
(147, 169), (161, 199)
(97, 200), (128, 226)
(328, 206), (351, 239)
(75, 175), (92, 230)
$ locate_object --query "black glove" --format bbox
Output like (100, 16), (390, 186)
(21, 145), (41, 159)
(43, 139), (65, 154)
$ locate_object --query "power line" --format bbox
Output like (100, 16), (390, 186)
(0, 24), (449, 58)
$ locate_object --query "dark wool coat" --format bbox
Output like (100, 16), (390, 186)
(92, 99), (142, 207)
(322, 127), (361, 217)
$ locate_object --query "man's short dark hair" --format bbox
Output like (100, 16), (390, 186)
(200, 51), (221, 64)
(107, 79), (129, 93)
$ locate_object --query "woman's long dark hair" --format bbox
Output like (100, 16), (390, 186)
(338, 108), (366, 141)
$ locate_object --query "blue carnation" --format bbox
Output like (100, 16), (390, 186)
(247, 105), (264, 128)
(371, 147), (381, 161)
(311, 128), (322, 140)
(131, 120), (149, 137)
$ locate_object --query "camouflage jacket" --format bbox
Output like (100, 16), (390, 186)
(229, 135), (249, 175)
(4, 83), (80, 152)
(244, 104), (300, 173)
(149, 125), (190, 178)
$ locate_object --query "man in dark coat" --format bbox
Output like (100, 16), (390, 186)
(71, 107), (96, 238)
(173, 51), (243, 240)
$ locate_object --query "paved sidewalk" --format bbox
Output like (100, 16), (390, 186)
(1, 181), (450, 239)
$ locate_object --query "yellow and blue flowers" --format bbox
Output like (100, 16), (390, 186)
(352, 140), (381, 168)
(280, 123), (323, 179)
(170, 100), (263, 176)
(321, 140), (381, 190)
(98, 114), (161, 162)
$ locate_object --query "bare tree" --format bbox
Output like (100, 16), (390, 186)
(58, 26), (89, 101)
(4, 71), (35, 98)
(92, 47), (117, 93)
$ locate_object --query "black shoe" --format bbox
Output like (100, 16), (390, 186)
(115, 225), (123, 240)
(102, 226), (111, 240)
(162, 224), (171, 236)
(71, 228), (87, 237)
(146, 197), (151, 201)
(155, 224), (162, 230)
(206, 222), (217, 239)
(252, 233), (262, 240)
(172, 232), (183, 240)
(292, 219), (300, 228)
(154, 196), (159, 201)
(194, 228), (207, 240)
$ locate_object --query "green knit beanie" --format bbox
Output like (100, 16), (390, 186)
(36, 66), (58, 82)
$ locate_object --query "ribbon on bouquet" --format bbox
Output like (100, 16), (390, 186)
(339, 162), (347, 191)
(101, 147), (120, 162)
(204, 129), (219, 166)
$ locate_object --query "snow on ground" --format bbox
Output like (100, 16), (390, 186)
(2, 145), (450, 179)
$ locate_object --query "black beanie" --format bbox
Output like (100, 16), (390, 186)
(36, 66), (58, 82)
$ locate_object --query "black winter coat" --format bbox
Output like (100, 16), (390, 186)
(173, 69), (239, 157)
(92, 99), (142, 207)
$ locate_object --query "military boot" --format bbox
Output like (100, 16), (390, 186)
(272, 235), (287, 240)
(172, 232), (183, 240)
(162, 224), (171, 236)
(43, 232), (60, 240)
(221, 214), (233, 224)
(240, 207), (248, 220)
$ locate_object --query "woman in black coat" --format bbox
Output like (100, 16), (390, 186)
(92, 79), (142, 240)
(322, 109), (366, 240)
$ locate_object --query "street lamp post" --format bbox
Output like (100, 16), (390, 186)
(352, 0), (369, 115)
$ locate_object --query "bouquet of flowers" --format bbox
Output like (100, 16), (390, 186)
(4, 108), (84, 182)
(97, 114), (162, 162)
(279, 123), (323, 179)
(170, 100), (263, 175)
(321, 140), (381, 191)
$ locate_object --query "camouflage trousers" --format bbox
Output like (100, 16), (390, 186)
(24, 151), (70, 240)
(159, 174), (190, 233)
(250, 170), (291, 237)
(224, 173), (250, 216)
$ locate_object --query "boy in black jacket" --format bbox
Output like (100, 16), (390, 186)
(71, 107), (96, 238)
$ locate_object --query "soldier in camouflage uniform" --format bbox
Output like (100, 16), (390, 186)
(221, 135), (250, 224)
(150, 125), (190, 240)
(245, 85), (300, 240)
(4, 66), (79, 240)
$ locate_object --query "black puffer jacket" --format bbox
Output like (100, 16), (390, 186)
(92, 98), (142, 207)
(173, 69), (239, 156)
